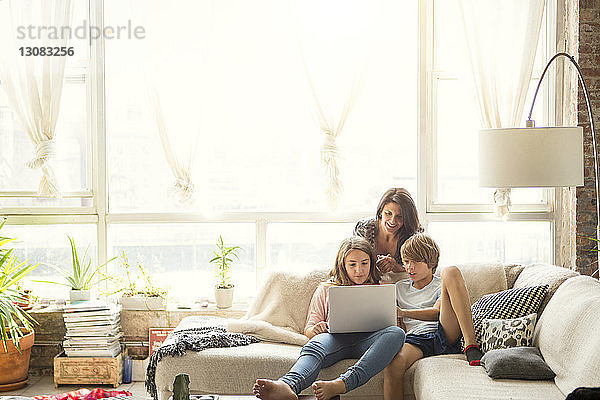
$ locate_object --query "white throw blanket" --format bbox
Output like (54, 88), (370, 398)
(226, 268), (329, 346)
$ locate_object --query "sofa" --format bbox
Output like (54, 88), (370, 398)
(152, 262), (600, 400)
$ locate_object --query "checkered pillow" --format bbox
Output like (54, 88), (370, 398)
(471, 285), (548, 347)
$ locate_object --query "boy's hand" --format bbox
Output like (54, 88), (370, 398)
(311, 321), (329, 335)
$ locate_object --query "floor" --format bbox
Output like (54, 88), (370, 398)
(0, 378), (317, 400)
(0, 376), (150, 399)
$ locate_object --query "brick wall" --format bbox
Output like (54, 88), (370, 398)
(576, 0), (600, 276)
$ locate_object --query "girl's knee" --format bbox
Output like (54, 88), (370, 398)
(300, 340), (328, 360)
(384, 326), (406, 347)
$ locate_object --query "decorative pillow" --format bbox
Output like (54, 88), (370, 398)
(482, 346), (556, 380)
(480, 313), (537, 353)
(471, 285), (548, 347)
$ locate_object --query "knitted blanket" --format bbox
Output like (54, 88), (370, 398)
(145, 320), (259, 399)
(145, 268), (330, 398)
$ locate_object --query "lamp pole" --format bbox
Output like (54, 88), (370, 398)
(527, 52), (598, 276)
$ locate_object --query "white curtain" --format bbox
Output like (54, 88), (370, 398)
(136, 1), (211, 207)
(459, 0), (546, 217)
(0, 0), (72, 197)
(303, 62), (364, 211)
(148, 87), (197, 206)
(293, 0), (374, 210)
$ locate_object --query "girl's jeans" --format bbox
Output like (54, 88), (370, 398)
(280, 325), (406, 394)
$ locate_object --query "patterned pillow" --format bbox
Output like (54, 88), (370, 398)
(471, 285), (548, 347)
(480, 313), (537, 353)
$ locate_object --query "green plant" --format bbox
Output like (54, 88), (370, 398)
(101, 251), (167, 298)
(41, 236), (116, 291)
(0, 219), (39, 352)
(210, 236), (242, 289)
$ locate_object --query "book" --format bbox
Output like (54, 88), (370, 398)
(62, 300), (123, 358)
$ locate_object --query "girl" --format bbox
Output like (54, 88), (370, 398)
(253, 236), (406, 400)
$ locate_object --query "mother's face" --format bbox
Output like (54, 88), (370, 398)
(380, 202), (403, 235)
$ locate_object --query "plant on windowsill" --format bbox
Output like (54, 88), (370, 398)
(101, 252), (168, 311)
(210, 236), (242, 309)
(0, 219), (39, 391)
(40, 236), (117, 303)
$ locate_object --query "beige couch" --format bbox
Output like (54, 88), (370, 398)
(153, 262), (600, 400)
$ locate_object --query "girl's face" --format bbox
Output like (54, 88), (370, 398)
(344, 249), (371, 285)
(380, 202), (404, 235)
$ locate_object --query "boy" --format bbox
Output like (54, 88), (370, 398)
(383, 233), (483, 400)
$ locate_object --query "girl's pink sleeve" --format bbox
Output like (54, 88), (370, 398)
(305, 284), (328, 333)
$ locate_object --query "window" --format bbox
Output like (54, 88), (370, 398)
(108, 223), (255, 301)
(424, 0), (556, 267)
(0, 0), (91, 209)
(6, 224), (98, 300)
(104, 0), (418, 213)
(0, 0), (558, 301)
(430, 0), (552, 208)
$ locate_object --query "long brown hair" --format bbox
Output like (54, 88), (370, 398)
(376, 188), (423, 249)
(328, 236), (380, 286)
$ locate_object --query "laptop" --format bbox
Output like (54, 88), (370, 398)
(327, 284), (397, 333)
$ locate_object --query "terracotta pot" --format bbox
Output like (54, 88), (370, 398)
(0, 330), (34, 391)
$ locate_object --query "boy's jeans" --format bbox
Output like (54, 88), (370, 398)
(280, 325), (405, 394)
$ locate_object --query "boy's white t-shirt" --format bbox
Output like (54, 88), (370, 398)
(395, 275), (441, 335)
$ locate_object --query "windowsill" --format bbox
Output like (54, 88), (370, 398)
(28, 298), (252, 314)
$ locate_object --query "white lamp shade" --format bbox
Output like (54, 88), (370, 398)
(479, 126), (583, 188)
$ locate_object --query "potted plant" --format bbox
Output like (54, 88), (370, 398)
(210, 236), (241, 309)
(0, 219), (39, 391)
(102, 252), (168, 311)
(42, 237), (116, 303)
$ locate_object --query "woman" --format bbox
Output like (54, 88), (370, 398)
(354, 188), (423, 275)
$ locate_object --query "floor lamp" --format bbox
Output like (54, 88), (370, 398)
(478, 52), (598, 277)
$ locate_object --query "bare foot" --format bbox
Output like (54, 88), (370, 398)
(312, 378), (346, 400)
(253, 379), (298, 400)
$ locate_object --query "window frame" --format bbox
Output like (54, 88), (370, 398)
(421, 0), (560, 264)
(0, 0), (564, 298)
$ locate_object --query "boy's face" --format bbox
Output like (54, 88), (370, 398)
(404, 259), (432, 283)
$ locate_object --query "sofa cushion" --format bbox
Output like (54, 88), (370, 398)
(444, 263), (508, 305)
(534, 276), (600, 396)
(480, 313), (537, 353)
(153, 341), (401, 398)
(481, 347), (555, 380)
(504, 264), (526, 289)
(412, 354), (564, 400)
(471, 285), (547, 346)
(513, 263), (579, 314)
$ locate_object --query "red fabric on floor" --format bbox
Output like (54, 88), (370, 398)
(33, 388), (132, 400)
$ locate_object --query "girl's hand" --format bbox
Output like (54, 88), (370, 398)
(396, 307), (407, 331)
(396, 306), (407, 319)
(311, 321), (329, 336)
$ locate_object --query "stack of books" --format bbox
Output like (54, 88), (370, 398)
(62, 301), (122, 357)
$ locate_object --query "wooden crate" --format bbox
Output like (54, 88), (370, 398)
(53, 350), (123, 388)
